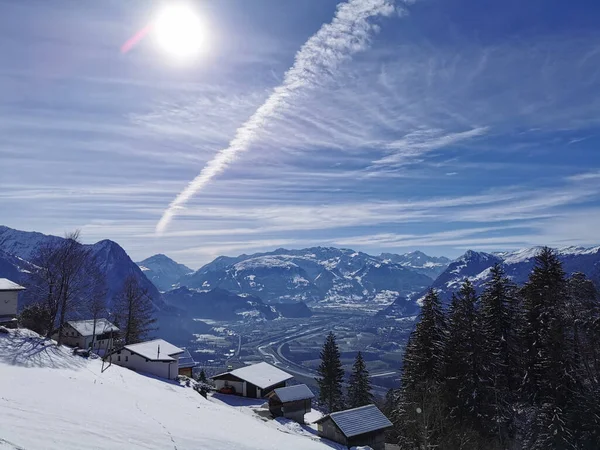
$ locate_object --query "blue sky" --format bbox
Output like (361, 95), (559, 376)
(2, 0), (600, 268)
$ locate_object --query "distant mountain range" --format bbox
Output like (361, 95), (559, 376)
(380, 251), (450, 279)
(380, 246), (600, 316)
(140, 248), (442, 312)
(137, 254), (193, 292)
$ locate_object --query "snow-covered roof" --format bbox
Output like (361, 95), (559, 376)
(125, 339), (184, 362)
(272, 384), (314, 402)
(0, 278), (25, 291)
(315, 404), (392, 438)
(213, 362), (293, 389)
(67, 319), (119, 337)
(178, 348), (196, 369)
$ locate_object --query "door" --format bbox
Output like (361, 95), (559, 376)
(246, 383), (257, 398)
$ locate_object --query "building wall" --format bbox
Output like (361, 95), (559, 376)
(0, 291), (19, 317)
(269, 399), (311, 423)
(348, 431), (387, 450)
(110, 349), (179, 380)
(317, 420), (348, 447)
(179, 367), (193, 378)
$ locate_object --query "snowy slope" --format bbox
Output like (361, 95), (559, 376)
(0, 328), (332, 450)
(181, 247), (432, 312)
(137, 254), (193, 292)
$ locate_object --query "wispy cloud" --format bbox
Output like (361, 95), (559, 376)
(372, 126), (489, 167)
(156, 0), (398, 234)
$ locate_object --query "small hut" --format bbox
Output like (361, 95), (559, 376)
(314, 404), (392, 450)
(267, 384), (314, 423)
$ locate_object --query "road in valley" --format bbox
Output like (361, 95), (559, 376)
(255, 325), (395, 397)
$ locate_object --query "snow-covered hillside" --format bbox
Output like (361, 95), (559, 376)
(0, 328), (333, 450)
(179, 247), (433, 312)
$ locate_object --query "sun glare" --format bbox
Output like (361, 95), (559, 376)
(153, 3), (206, 61)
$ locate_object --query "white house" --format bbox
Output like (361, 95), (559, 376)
(0, 278), (25, 328)
(108, 339), (184, 380)
(211, 362), (293, 398)
(58, 319), (119, 353)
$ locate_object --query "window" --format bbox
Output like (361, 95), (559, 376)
(125, 356), (129, 362)
(118, 356), (121, 362)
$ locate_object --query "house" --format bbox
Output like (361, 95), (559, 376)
(108, 339), (184, 380)
(314, 404), (393, 450)
(59, 319), (119, 353)
(0, 278), (25, 329)
(177, 348), (197, 377)
(267, 384), (314, 423)
(211, 362), (293, 398)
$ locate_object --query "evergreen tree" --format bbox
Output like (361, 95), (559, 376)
(520, 247), (573, 407)
(478, 264), (519, 441)
(395, 289), (447, 448)
(316, 332), (345, 413)
(198, 368), (207, 383)
(566, 273), (600, 448)
(443, 280), (483, 430)
(347, 351), (374, 408)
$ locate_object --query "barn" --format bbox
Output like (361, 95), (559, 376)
(267, 384), (314, 423)
(211, 362), (293, 398)
(177, 348), (197, 377)
(314, 404), (392, 450)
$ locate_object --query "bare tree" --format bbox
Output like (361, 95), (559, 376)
(24, 230), (106, 343)
(114, 275), (157, 345)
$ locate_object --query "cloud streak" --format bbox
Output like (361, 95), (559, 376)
(155, 0), (397, 234)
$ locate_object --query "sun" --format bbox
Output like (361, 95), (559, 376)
(153, 3), (206, 60)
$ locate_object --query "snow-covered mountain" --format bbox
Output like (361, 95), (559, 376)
(0, 328), (332, 450)
(381, 245), (600, 316)
(0, 226), (162, 309)
(180, 247), (433, 312)
(380, 250), (450, 279)
(137, 254), (193, 292)
(0, 226), (211, 345)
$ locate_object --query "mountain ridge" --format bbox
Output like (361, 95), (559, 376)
(380, 245), (600, 317)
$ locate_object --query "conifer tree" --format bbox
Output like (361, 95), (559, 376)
(316, 331), (345, 413)
(395, 289), (447, 448)
(347, 351), (374, 408)
(520, 247), (573, 407)
(444, 280), (483, 430)
(479, 264), (519, 440)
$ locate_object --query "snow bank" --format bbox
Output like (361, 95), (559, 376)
(0, 329), (330, 450)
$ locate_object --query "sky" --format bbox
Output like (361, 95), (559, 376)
(2, 0), (600, 269)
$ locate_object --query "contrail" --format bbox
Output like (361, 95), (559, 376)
(156, 0), (397, 234)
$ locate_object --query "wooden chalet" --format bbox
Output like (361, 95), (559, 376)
(211, 362), (293, 398)
(315, 404), (392, 450)
(267, 384), (314, 423)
